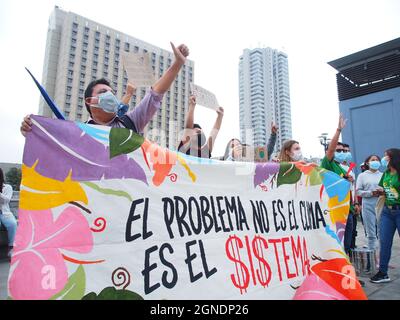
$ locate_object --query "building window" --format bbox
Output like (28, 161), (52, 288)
(134, 46), (139, 53)
(84, 27), (89, 34)
(124, 42), (130, 51)
(69, 62), (74, 68)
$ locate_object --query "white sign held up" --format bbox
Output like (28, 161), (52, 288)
(121, 52), (156, 88)
(190, 84), (219, 111)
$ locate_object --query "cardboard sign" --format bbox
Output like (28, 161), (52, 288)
(190, 83), (219, 111)
(121, 52), (156, 87)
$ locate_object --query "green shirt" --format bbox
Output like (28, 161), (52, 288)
(320, 156), (347, 177)
(320, 156), (354, 212)
(379, 171), (400, 206)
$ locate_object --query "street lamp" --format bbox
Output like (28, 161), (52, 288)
(318, 133), (331, 153)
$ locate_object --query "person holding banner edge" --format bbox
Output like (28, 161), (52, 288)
(20, 42), (189, 136)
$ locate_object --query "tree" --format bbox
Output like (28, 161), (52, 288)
(6, 167), (21, 191)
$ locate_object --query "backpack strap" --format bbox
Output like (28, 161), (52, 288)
(118, 115), (138, 133)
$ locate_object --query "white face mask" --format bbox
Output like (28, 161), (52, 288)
(291, 150), (303, 161)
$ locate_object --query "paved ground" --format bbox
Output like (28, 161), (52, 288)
(0, 217), (399, 300)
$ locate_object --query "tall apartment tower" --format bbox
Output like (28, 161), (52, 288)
(239, 47), (292, 155)
(39, 6), (194, 149)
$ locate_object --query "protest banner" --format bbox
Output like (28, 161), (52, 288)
(8, 116), (367, 300)
(121, 52), (156, 88)
(190, 84), (219, 111)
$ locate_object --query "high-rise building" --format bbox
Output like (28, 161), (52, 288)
(39, 6), (194, 149)
(239, 47), (292, 155)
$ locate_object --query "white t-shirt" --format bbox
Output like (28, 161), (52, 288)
(0, 184), (13, 215)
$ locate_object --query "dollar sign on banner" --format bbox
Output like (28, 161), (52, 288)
(225, 235), (250, 293)
(252, 235), (272, 287)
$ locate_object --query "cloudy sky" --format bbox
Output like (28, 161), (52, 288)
(0, 0), (399, 164)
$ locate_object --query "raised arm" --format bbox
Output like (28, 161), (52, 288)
(267, 123), (278, 160)
(326, 114), (347, 161)
(207, 107), (224, 153)
(152, 42), (189, 94)
(121, 83), (136, 105)
(178, 95), (196, 152)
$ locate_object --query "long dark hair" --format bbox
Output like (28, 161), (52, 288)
(0, 168), (4, 193)
(386, 148), (400, 176)
(363, 154), (381, 171)
(223, 138), (241, 160)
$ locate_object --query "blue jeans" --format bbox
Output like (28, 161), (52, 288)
(344, 211), (354, 255)
(0, 212), (17, 246)
(379, 207), (400, 274)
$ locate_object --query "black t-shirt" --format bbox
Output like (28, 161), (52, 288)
(177, 141), (211, 159)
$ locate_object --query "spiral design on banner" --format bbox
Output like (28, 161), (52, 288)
(168, 173), (178, 182)
(112, 267), (131, 289)
(90, 217), (107, 232)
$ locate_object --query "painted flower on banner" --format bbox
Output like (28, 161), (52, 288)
(311, 258), (367, 300)
(9, 207), (93, 300)
(24, 115), (147, 184)
(19, 163), (88, 210)
(293, 274), (348, 300)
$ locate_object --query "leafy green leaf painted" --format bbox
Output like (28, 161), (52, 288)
(309, 167), (323, 186)
(82, 287), (144, 300)
(82, 181), (133, 202)
(277, 163), (302, 187)
(109, 128), (144, 158)
(50, 265), (85, 300)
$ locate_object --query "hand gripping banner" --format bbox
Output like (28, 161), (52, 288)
(8, 115), (367, 300)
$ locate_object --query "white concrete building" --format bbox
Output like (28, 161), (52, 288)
(239, 47), (292, 155)
(39, 6), (194, 149)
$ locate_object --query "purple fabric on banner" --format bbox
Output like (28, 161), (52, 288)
(254, 162), (280, 187)
(23, 115), (147, 184)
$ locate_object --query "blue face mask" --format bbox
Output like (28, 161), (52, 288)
(381, 157), (389, 168)
(95, 91), (121, 114)
(334, 152), (346, 163)
(345, 152), (352, 163)
(369, 160), (381, 170)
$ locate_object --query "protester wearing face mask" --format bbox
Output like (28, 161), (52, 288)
(337, 142), (361, 249)
(370, 148), (400, 283)
(356, 155), (383, 252)
(20, 43), (189, 136)
(278, 140), (304, 162)
(222, 139), (243, 161)
(222, 124), (278, 162)
(320, 114), (359, 256)
(178, 94), (224, 159)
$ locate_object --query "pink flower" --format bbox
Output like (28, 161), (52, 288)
(9, 207), (93, 300)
